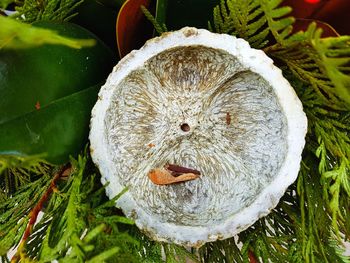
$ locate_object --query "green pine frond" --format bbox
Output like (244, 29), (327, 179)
(286, 73), (350, 261)
(0, 173), (51, 256)
(211, 0), (294, 48)
(0, 149), (195, 262)
(268, 23), (350, 109)
(0, 154), (47, 175)
(199, 238), (243, 263)
(237, 167), (346, 263)
(0, 154), (50, 200)
(291, 74), (350, 238)
(0, 16), (95, 50)
(163, 244), (199, 263)
(141, 5), (168, 35)
(23, 154), (140, 262)
(260, 0), (294, 44)
(14, 0), (84, 23)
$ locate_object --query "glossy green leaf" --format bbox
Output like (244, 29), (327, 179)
(0, 21), (115, 164)
(0, 84), (100, 164)
(0, 21), (114, 125)
(0, 16), (95, 50)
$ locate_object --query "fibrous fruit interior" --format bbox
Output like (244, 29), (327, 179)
(105, 45), (287, 226)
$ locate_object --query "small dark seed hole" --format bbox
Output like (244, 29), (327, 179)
(180, 123), (190, 132)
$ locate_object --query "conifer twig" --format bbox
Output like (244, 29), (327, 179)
(10, 163), (72, 263)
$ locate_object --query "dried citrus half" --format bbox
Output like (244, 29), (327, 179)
(90, 27), (307, 247)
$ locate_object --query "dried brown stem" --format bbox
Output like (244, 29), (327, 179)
(11, 163), (71, 263)
(165, 164), (201, 175)
(226, 112), (231, 125)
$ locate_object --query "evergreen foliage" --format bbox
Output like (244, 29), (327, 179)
(1, 0), (350, 262)
(0, 174), (50, 257)
(140, 5), (167, 35)
(210, 0), (294, 48)
(266, 24), (350, 109)
(0, 154), (49, 200)
(21, 155), (139, 262)
(14, 0), (84, 23)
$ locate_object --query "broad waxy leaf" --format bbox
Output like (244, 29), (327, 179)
(0, 16), (95, 50)
(0, 84), (100, 164)
(0, 21), (115, 164)
(0, 21), (114, 124)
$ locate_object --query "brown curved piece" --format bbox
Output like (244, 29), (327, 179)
(148, 168), (199, 185)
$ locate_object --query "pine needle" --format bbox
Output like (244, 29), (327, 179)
(141, 5), (168, 35)
(14, 0), (84, 23)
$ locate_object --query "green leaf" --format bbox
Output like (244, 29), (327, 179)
(155, 0), (167, 28)
(0, 21), (114, 164)
(0, 0), (13, 9)
(0, 21), (113, 126)
(0, 84), (100, 164)
(14, 0), (84, 23)
(0, 16), (95, 50)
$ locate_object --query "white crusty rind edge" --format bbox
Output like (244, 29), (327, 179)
(89, 27), (308, 247)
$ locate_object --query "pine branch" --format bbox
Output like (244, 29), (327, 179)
(267, 23), (350, 109)
(211, 0), (294, 48)
(288, 72), (350, 239)
(11, 163), (71, 263)
(199, 238), (243, 263)
(259, 0), (294, 45)
(141, 5), (168, 35)
(0, 171), (52, 257)
(0, 154), (50, 200)
(296, 159), (350, 263)
(163, 244), (199, 263)
(14, 0), (84, 23)
(282, 72), (350, 261)
(15, 154), (140, 262)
